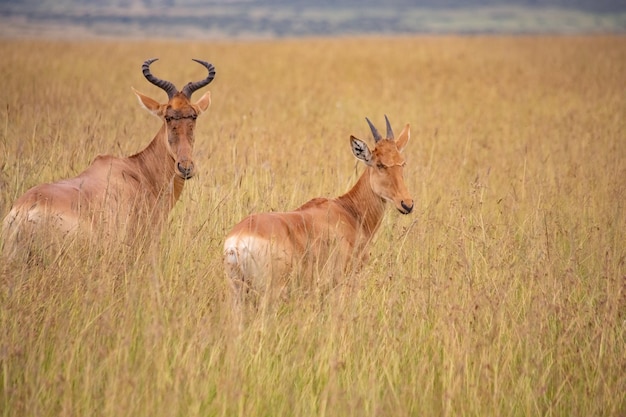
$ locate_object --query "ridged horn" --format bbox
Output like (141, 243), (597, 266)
(385, 115), (394, 139)
(181, 59), (216, 99)
(365, 117), (382, 143)
(142, 58), (178, 99)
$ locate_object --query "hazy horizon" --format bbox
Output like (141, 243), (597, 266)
(1, 0), (625, 40)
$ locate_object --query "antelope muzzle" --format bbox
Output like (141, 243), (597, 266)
(399, 199), (414, 214)
(176, 157), (195, 180)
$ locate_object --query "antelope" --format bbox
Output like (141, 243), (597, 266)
(223, 116), (414, 307)
(1, 58), (215, 261)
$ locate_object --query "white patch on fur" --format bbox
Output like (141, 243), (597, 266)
(223, 234), (273, 292)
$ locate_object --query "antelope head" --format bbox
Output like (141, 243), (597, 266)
(350, 115), (414, 214)
(133, 58), (215, 180)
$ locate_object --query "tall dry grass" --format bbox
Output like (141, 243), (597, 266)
(0, 36), (625, 417)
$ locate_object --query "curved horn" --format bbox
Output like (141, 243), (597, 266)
(142, 58), (178, 99)
(384, 115), (394, 140)
(181, 59), (216, 98)
(366, 117), (382, 143)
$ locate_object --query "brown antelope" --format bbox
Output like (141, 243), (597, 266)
(1, 58), (215, 260)
(223, 116), (414, 306)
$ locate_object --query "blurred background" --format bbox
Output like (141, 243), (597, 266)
(0, 0), (625, 39)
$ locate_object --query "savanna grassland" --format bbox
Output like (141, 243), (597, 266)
(0, 36), (624, 416)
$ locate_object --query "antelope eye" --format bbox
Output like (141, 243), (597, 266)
(376, 162), (386, 169)
(165, 115), (173, 122)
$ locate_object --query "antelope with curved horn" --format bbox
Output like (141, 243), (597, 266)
(2, 58), (215, 260)
(224, 116), (414, 306)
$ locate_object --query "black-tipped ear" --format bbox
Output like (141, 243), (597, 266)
(350, 135), (373, 165)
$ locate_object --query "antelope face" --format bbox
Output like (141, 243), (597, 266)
(369, 140), (414, 214)
(165, 94), (200, 180)
(350, 116), (414, 215)
(134, 58), (215, 180)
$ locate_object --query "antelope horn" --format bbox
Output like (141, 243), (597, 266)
(385, 115), (394, 140)
(181, 59), (216, 98)
(365, 117), (382, 143)
(142, 58), (178, 99)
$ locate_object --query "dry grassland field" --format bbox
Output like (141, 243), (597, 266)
(0, 36), (625, 416)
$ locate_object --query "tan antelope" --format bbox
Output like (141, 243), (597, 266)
(2, 58), (215, 261)
(223, 116), (414, 306)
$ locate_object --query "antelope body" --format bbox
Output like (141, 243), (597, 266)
(2, 58), (215, 260)
(224, 116), (414, 303)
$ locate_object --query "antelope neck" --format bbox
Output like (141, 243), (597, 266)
(335, 167), (387, 237)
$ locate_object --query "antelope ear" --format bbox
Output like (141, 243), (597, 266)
(132, 87), (162, 116)
(350, 135), (373, 165)
(194, 90), (212, 114)
(395, 123), (410, 152)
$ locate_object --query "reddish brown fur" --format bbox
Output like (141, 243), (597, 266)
(2, 87), (211, 260)
(223, 120), (414, 306)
